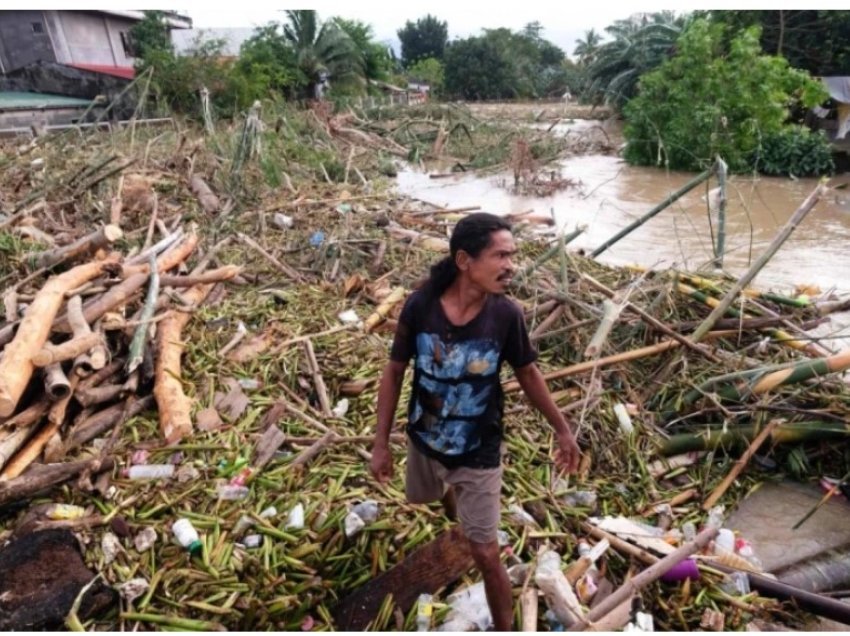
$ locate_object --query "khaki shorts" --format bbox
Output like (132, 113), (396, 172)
(405, 442), (502, 544)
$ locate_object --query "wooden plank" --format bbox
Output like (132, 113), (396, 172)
(332, 526), (474, 630)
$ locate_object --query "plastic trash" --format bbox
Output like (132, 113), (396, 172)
(102, 532), (123, 565)
(238, 378), (262, 391)
(660, 558), (700, 583)
(172, 518), (203, 554)
(508, 503), (538, 527)
(439, 581), (492, 631)
(126, 464), (175, 480)
(336, 203), (353, 214)
(273, 213), (294, 229)
(721, 571), (750, 595)
(496, 530), (510, 547)
(217, 483), (250, 500)
(534, 548), (583, 627)
(331, 398), (350, 418)
(286, 503), (305, 530)
(338, 309), (360, 325)
(681, 521), (697, 543)
(344, 511), (366, 538)
(351, 500), (379, 523)
(416, 593), (433, 631)
(309, 231), (325, 247)
(46, 503), (87, 520)
(260, 505), (278, 519)
(563, 490), (598, 509)
(229, 467), (254, 487)
(706, 505), (725, 530)
(134, 527), (157, 552)
(715, 528), (735, 554)
(117, 577), (149, 603)
(241, 534), (263, 549)
(543, 609), (566, 632)
(613, 403), (634, 435)
(625, 598), (655, 632)
(576, 571), (599, 603)
(233, 514), (254, 536)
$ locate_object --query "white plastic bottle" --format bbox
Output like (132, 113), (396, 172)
(172, 518), (202, 554)
(127, 464), (175, 480)
(416, 593), (433, 631)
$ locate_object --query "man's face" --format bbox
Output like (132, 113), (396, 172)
(457, 229), (517, 295)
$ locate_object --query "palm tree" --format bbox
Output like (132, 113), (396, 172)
(583, 12), (687, 110)
(573, 29), (602, 65)
(282, 10), (363, 99)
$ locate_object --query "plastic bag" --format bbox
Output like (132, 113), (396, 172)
(438, 581), (492, 631)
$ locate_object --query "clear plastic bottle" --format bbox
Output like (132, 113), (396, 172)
(126, 464), (175, 480)
(416, 593), (433, 631)
(706, 505), (725, 530)
(681, 521), (697, 543)
(216, 484), (250, 500)
(172, 518), (202, 555)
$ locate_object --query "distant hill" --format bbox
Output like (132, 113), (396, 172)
(172, 28), (256, 57)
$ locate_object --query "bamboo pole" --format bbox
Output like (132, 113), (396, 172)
(126, 255), (160, 374)
(154, 284), (212, 444)
(303, 339), (333, 418)
(591, 167), (713, 257)
(584, 299), (623, 358)
(364, 287), (406, 332)
(0, 257), (117, 417)
(713, 157), (727, 268)
(572, 527), (718, 631)
(702, 419), (781, 511)
(691, 183), (826, 342)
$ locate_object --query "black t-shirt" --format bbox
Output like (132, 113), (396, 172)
(390, 289), (537, 468)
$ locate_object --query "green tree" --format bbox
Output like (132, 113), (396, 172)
(710, 10), (850, 76)
(573, 28), (602, 65)
(334, 18), (393, 86)
(236, 25), (300, 100)
(282, 10), (363, 99)
(584, 12), (687, 109)
(397, 15), (448, 66)
(407, 57), (445, 93)
(128, 10), (173, 63)
(443, 35), (514, 99)
(623, 19), (828, 173)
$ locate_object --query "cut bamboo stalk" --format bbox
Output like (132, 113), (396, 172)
(531, 303), (565, 340)
(44, 363), (71, 400)
(364, 287), (406, 333)
(32, 332), (103, 367)
(88, 319), (108, 371)
(237, 233), (303, 282)
(303, 339), (333, 418)
(125, 227), (184, 266)
(574, 527), (718, 631)
(691, 184), (825, 342)
(122, 230), (199, 278)
(154, 284), (213, 444)
(712, 157), (728, 268)
(2, 376), (79, 480)
(584, 299), (623, 358)
(127, 255), (160, 374)
(0, 257), (117, 417)
(32, 224), (122, 270)
(702, 419), (781, 511)
(520, 588), (538, 632)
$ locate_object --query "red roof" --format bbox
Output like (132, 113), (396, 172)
(69, 64), (135, 80)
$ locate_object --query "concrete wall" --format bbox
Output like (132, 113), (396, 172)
(51, 11), (136, 66)
(0, 11), (56, 73)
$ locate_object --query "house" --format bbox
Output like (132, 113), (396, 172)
(0, 10), (192, 76)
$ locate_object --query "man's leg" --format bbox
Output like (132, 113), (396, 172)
(469, 539), (512, 631)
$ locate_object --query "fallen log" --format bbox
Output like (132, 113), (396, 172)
(332, 526), (474, 630)
(0, 457), (114, 506)
(189, 175), (220, 215)
(154, 284), (213, 443)
(0, 257), (118, 417)
(32, 224), (122, 270)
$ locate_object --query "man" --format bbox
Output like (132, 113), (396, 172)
(370, 212), (580, 631)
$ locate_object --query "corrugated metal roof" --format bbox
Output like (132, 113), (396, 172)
(0, 92), (93, 111)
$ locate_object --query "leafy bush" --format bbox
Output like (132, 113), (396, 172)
(756, 126), (834, 177)
(623, 20), (828, 173)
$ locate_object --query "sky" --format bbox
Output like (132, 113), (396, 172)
(172, 1), (650, 58)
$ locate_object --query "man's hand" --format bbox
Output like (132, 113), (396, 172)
(554, 430), (581, 474)
(370, 443), (394, 484)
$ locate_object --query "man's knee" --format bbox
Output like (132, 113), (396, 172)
(468, 539), (501, 574)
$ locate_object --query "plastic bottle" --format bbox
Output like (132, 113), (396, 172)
(46, 503), (87, 520)
(715, 528), (735, 554)
(416, 593), (433, 631)
(233, 514), (254, 536)
(172, 518), (202, 555)
(613, 403), (634, 435)
(126, 464), (175, 480)
(706, 505), (725, 530)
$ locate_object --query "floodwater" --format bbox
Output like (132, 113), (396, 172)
(397, 119), (850, 296)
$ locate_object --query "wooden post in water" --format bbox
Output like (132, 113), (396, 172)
(591, 167), (714, 257)
(713, 157), (728, 268)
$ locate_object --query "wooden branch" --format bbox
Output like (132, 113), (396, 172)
(702, 419), (781, 511)
(32, 225), (122, 270)
(159, 265), (242, 287)
(521, 588), (538, 632)
(237, 233), (303, 282)
(303, 339), (333, 418)
(530, 303), (565, 340)
(32, 332), (104, 368)
(74, 383), (125, 408)
(290, 430), (336, 472)
(3, 288), (16, 323)
(252, 424), (287, 472)
(2, 376), (79, 479)
(121, 230), (199, 278)
(0, 257), (117, 417)
(53, 274), (146, 334)
(154, 284), (212, 443)
(0, 457), (115, 506)
(64, 395), (154, 454)
(44, 363), (72, 400)
(66, 295), (95, 375)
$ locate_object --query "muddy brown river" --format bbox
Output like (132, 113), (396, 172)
(398, 119), (850, 345)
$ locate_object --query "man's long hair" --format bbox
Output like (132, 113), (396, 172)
(421, 212), (512, 299)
